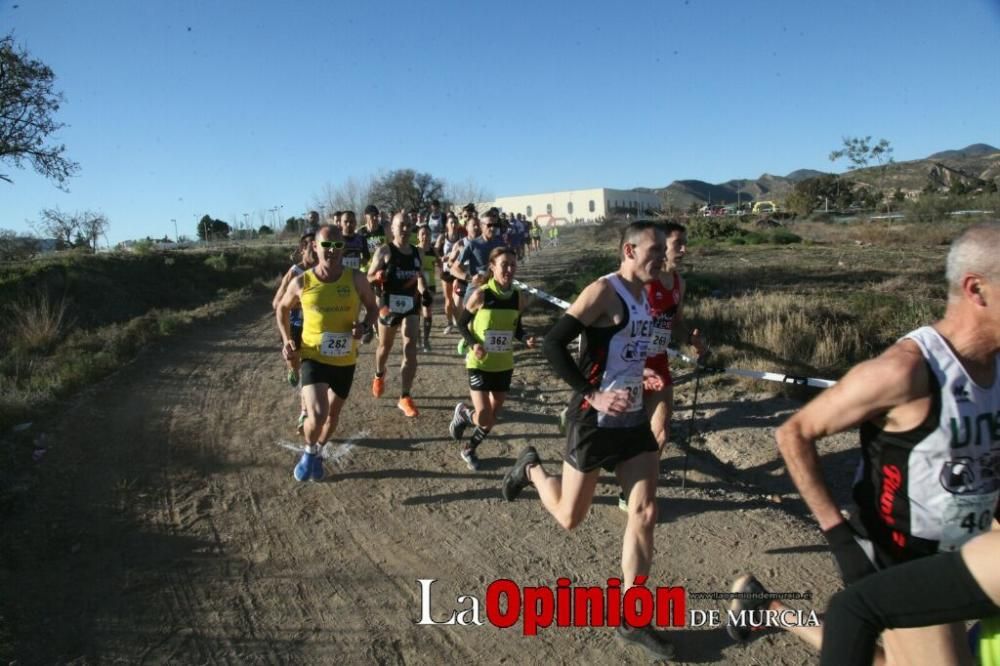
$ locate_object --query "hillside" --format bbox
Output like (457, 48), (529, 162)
(649, 142), (999, 208)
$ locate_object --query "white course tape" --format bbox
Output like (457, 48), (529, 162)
(516, 279), (837, 389)
(276, 429), (369, 465)
(513, 280), (572, 309)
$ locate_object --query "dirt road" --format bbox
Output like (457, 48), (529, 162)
(3, 227), (860, 664)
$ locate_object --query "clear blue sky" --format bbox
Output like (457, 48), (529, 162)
(2, 0), (998, 244)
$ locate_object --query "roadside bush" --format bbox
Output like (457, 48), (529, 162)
(688, 217), (743, 242)
(204, 253), (230, 271)
(770, 228), (802, 244)
(5, 292), (73, 353)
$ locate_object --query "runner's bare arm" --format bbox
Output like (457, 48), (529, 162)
(367, 246), (389, 282)
(271, 266), (296, 311)
(353, 271), (378, 337)
(449, 246), (470, 282)
(459, 288), (486, 357)
(566, 278), (617, 327)
(776, 342), (930, 530)
(672, 275), (706, 355)
(276, 276), (304, 358)
(416, 248), (428, 294)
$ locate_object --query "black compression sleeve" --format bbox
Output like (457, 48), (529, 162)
(458, 308), (479, 347)
(514, 317), (526, 342)
(543, 314), (591, 394)
(820, 550), (1000, 666)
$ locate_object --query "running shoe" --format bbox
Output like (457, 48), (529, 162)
(310, 453), (325, 481)
(372, 375), (385, 398)
(421, 341), (432, 353)
(296, 411), (307, 435)
(618, 491), (628, 512)
(287, 368), (299, 387)
(443, 324), (454, 334)
(502, 446), (540, 501)
(726, 574), (771, 642)
(456, 339), (468, 356)
(293, 449), (317, 482)
(449, 402), (470, 441)
(397, 396), (419, 417)
(460, 445), (481, 471)
(615, 625), (675, 661)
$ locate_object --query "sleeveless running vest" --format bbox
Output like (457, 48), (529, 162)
(466, 278), (520, 373)
(299, 268), (361, 367)
(567, 273), (653, 429)
(341, 233), (367, 271)
(441, 233), (461, 276)
(382, 243), (422, 316)
(645, 270), (681, 357)
(361, 226), (387, 271)
(421, 246), (438, 288)
(854, 326), (1000, 560)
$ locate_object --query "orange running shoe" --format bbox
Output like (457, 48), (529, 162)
(397, 396), (419, 417)
(372, 375), (385, 398)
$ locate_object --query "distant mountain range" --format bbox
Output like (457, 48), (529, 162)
(648, 143), (999, 209)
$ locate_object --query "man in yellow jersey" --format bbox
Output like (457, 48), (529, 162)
(277, 225), (377, 482)
(367, 212), (429, 417)
(450, 247), (536, 470)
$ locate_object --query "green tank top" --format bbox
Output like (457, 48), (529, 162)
(466, 278), (520, 372)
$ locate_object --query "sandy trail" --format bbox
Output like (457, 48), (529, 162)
(3, 227), (859, 664)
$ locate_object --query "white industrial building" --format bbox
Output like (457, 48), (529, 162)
(485, 188), (662, 224)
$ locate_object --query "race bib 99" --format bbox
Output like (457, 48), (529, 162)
(389, 294), (414, 314)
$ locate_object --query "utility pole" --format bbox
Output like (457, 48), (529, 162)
(171, 218), (178, 242)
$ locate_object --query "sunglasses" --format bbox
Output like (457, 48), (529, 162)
(318, 240), (345, 249)
(486, 223), (501, 228)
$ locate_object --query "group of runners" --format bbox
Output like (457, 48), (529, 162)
(274, 207), (1000, 663)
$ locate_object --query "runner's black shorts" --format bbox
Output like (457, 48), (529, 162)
(454, 279), (468, 298)
(301, 359), (356, 399)
(291, 324), (303, 348)
(563, 419), (658, 473)
(468, 368), (513, 392)
(441, 271), (455, 283)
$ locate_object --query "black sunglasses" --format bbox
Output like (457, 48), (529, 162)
(318, 240), (345, 249)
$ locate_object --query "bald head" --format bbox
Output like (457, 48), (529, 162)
(946, 221), (1000, 301)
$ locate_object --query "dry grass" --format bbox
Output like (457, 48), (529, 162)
(6, 291), (74, 353)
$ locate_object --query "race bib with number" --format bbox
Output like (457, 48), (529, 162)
(939, 491), (999, 551)
(343, 256), (361, 269)
(621, 378), (644, 412)
(649, 327), (671, 355)
(389, 294), (414, 314)
(483, 329), (512, 353)
(319, 331), (352, 357)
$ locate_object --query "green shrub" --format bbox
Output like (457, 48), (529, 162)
(204, 253), (229, 271)
(770, 229), (802, 244)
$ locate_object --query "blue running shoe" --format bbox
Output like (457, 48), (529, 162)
(311, 451), (325, 481)
(294, 450), (317, 482)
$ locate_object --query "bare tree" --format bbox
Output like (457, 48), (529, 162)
(0, 34), (80, 188)
(444, 177), (493, 210)
(315, 175), (374, 216)
(33, 208), (108, 250)
(78, 210), (109, 250)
